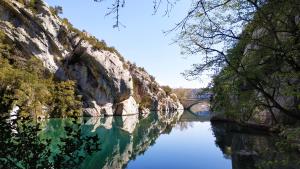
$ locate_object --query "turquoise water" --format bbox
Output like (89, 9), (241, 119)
(2, 111), (299, 169)
(39, 111), (300, 169)
(39, 111), (233, 169)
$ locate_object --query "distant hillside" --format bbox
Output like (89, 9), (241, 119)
(172, 88), (203, 99)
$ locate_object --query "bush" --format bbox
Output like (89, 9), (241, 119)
(161, 85), (172, 96)
(17, 0), (43, 14)
(51, 81), (82, 117)
(149, 75), (155, 81)
(149, 82), (158, 93)
(139, 95), (152, 109)
(49, 6), (63, 16)
(0, 57), (82, 118)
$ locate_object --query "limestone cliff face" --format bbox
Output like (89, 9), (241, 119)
(0, 0), (182, 116)
(129, 63), (183, 113)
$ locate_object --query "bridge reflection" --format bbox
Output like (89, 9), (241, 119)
(179, 110), (212, 122)
(179, 97), (212, 123)
(180, 98), (210, 110)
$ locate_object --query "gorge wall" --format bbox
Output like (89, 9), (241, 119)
(0, 0), (183, 117)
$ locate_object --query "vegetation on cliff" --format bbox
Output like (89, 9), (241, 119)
(17, 0), (126, 63)
(0, 31), (82, 118)
(1, 0), (183, 117)
(210, 1), (299, 123)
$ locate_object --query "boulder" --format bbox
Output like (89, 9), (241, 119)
(115, 96), (139, 115)
(101, 103), (114, 116)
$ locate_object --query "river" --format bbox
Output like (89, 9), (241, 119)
(126, 121), (231, 169)
(1, 111), (300, 169)
(41, 111), (300, 169)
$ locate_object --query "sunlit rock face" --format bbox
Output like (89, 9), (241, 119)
(0, 0), (182, 116)
(0, 0), (63, 72)
(115, 96), (139, 116)
(66, 39), (133, 110)
(129, 64), (183, 114)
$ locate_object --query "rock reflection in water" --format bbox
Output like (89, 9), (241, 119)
(41, 111), (181, 169)
(4, 110), (299, 169)
(82, 111), (181, 169)
(211, 122), (300, 169)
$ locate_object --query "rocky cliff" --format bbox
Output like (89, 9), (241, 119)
(0, 0), (182, 116)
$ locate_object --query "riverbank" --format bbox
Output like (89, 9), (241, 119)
(210, 116), (272, 132)
(210, 115), (300, 154)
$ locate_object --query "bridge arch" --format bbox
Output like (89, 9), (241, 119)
(180, 98), (210, 110)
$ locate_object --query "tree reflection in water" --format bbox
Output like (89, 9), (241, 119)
(3, 110), (298, 169)
(0, 110), (181, 169)
(211, 122), (300, 169)
(0, 113), (100, 169)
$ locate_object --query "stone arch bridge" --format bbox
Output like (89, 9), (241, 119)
(179, 98), (212, 122)
(180, 98), (210, 111)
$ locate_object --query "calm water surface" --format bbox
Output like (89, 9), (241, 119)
(126, 121), (231, 169)
(39, 111), (300, 169)
(40, 111), (233, 169)
(2, 111), (300, 169)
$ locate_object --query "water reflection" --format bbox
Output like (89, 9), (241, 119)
(211, 122), (300, 169)
(0, 115), (100, 169)
(39, 111), (181, 169)
(1, 111), (299, 169)
(126, 114), (231, 169)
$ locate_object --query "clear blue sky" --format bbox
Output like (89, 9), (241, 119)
(44, 0), (211, 88)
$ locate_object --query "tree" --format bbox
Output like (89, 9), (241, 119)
(51, 81), (82, 118)
(94, 0), (178, 28)
(161, 85), (172, 96)
(175, 0), (300, 121)
(50, 6), (63, 16)
(95, 0), (299, 120)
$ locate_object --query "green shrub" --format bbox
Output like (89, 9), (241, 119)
(0, 57), (82, 118)
(161, 85), (172, 96)
(17, 0), (43, 14)
(51, 81), (82, 117)
(149, 75), (155, 81)
(49, 6), (63, 16)
(149, 82), (158, 93)
(139, 95), (152, 109)
(139, 67), (145, 72)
